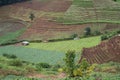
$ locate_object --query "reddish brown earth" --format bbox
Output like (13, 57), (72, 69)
(104, 23), (120, 30)
(27, 73), (66, 80)
(19, 18), (90, 40)
(12, 0), (72, 12)
(79, 36), (120, 64)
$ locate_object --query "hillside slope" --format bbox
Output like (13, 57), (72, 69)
(79, 35), (120, 64)
(0, 0), (120, 41)
(61, 0), (120, 24)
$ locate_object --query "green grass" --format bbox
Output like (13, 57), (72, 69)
(0, 46), (65, 65)
(27, 36), (101, 52)
(0, 28), (25, 45)
(58, 0), (120, 25)
(73, 0), (93, 8)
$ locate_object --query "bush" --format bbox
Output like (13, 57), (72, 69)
(2, 53), (17, 59)
(101, 35), (108, 41)
(52, 64), (61, 71)
(71, 34), (78, 38)
(93, 30), (101, 36)
(101, 30), (120, 41)
(84, 27), (91, 36)
(64, 50), (76, 77)
(10, 59), (23, 67)
(36, 63), (51, 71)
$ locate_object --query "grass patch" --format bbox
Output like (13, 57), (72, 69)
(27, 36), (101, 52)
(0, 28), (26, 45)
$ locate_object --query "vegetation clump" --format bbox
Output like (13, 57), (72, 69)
(101, 30), (120, 41)
(64, 50), (96, 78)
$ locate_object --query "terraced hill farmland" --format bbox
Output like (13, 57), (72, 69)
(0, 19), (27, 45)
(0, 0), (120, 41)
(61, 0), (120, 24)
(79, 36), (120, 64)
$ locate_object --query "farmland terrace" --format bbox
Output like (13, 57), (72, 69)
(0, 0), (120, 41)
(79, 35), (120, 64)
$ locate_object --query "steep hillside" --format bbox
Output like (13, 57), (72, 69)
(79, 35), (120, 64)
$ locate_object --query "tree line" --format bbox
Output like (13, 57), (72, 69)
(0, 0), (29, 6)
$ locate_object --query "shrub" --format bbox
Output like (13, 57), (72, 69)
(93, 30), (101, 36)
(2, 53), (17, 59)
(71, 33), (78, 38)
(10, 59), (23, 67)
(64, 50), (76, 77)
(36, 63), (51, 71)
(29, 13), (35, 21)
(52, 64), (61, 71)
(101, 30), (120, 41)
(84, 27), (91, 36)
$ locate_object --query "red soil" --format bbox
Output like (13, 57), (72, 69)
(27, 73), (66, 80)
(19, 18), (89, 40)
(12, 0), (72, 12)
(79, 36), (120, 64)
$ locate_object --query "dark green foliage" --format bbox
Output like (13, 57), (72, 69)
(52, 64), (61, 71)
(2, 53), (17, 59)
(93, 30), (101, 36)
(0, 0), (28, 6)
(36, 63), (51, 71)
(10, 59), (23, 66)
(71, 34), (78, 38)
(113, 0), (117, 2)
(101, 30), (120, 41)
(29, 13), (35, 21)
(101, 35), (108, 41)
(79, 58), (90, 71)
(64, 50), (76, 77)
(84, 27), (91, 36)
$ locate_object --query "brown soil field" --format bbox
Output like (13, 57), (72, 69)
(19, 18), (90, 40)
(12, 0), (72, 12)
(79, 36), (120, 64)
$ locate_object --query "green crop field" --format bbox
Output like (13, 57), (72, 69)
(0, 46), (65, 65)
(0, 28), (25, 45)
(27, 36), (101, 52)
(58, 0), (120, 24)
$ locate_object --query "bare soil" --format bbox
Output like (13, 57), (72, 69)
(80, 36), (120, 64)
(12, 0), (72, 12)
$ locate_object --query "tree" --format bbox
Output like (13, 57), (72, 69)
(64, 50), (76, 77)
(0, 0), (25, 6)
(29, 13), (35, 21)
(84, 27), (91, 36)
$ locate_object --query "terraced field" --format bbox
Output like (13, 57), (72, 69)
(0, 19), (27, 45)
(80, 36), (120, 64)
(0, 0), (120, 41)
(61, 0), (120, 24)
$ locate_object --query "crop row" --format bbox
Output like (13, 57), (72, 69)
(80, 36), (120, 64)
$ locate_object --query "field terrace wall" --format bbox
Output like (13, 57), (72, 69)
(79, 36), (120, 64)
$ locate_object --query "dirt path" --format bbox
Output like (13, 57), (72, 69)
(27, 73), (66, 79)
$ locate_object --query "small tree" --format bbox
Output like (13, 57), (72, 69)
(84, 27), (91, 36)
(29, 13), (35, 21)
(64, 50), (76, 77)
